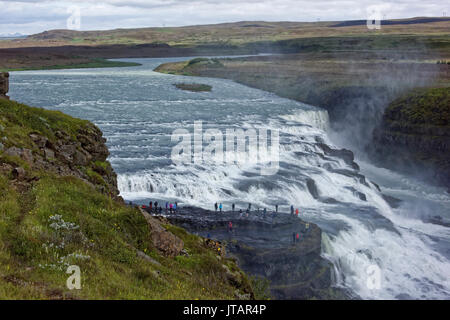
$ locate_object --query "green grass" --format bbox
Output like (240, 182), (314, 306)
(0, 99), (253, 299)
(174, 83), (212, 92)
(385, 87), (450, 126)
(2, 59), (141, 72)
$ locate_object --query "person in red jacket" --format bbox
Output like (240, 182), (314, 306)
(228, 221), (233, 233)
(295, 208), (299, 216)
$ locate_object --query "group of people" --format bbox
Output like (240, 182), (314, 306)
(292, 223), (310, 244)
(213, 202), (301, 217)
(142, 201), (178, 214)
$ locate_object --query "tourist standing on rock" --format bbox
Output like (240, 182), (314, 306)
(248, 203), (252, 211)
(215, 202), (218, 212)
(173, 202), (177, 212)
(154, 201), (158, 212)
(275, 204), (278, 213)
(149, 201), (153, 212)
(292, 232), (296, 244)
(296, 233), (300, 242)
(165, 202), (168, 213)
(219, 203), (223, 212)
(239, 209), (243, 217)
(291, 205), (294, 215)
(228, 221), (233, 233)
(295, 208), (299, 216)
(169, 203), (173, 214)
(263, 208), (267, 216)
(232, 203), (235, 212)
(159, 206), (162, 214)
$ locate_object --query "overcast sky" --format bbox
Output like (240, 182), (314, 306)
(0, 0), (448, 35)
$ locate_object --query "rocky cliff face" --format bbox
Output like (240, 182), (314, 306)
(0, 99), (120, 199)
(0, 72), (9, 100)
(372, 87), (450, 190)
(165, 207), (351, 300)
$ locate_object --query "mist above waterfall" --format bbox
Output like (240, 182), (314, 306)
(325, 50), (442, 159)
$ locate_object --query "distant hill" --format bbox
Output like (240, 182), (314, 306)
(331, 17), (450, 27)
(20, 17), (449, 48)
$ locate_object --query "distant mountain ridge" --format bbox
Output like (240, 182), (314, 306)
(26, 16), (449, 44)
(0, 33), (27, 39)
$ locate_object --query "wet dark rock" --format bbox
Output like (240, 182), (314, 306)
(427, 216), (450, 228)
(345, 186), (367, 201)
(317, 143), (360, 170)
(162, 206), (349, 300)
(371, 181), (381, 192)
(381, 194), (402, 208)
(306, 178), (319, 199)
(326, 167), (370, 187)
(321, 197), (339, 204)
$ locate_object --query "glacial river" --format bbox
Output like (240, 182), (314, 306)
(9, 57), (450, 299)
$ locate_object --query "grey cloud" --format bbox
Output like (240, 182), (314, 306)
(0, 0), (448, 35)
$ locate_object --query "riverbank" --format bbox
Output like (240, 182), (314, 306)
(2, 58), (141, 72)
(1, 18), (449, 72)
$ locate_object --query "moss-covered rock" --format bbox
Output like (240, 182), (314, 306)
(372, 87), (450, 189)
(174, 83), (212, 92)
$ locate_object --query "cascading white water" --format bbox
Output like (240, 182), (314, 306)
(10, 56), (450, 299)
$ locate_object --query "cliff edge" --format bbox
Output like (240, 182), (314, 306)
(372, 87), (450, 190)
(0, 98), (255, 299)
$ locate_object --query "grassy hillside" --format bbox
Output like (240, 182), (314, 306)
(0, 99), (255, 299)
(0, 18), (449, 71)
(6, 18), (450, 48)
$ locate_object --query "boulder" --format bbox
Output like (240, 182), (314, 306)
(44, 148), (55, 160)
(139, 208), (184, 257)
(29, 133), (48, 148)
(12, 167), (26, 180)
(0, 72), (9, 100)
(317, 143), (360, 170)
(4, 147), (33, 164)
